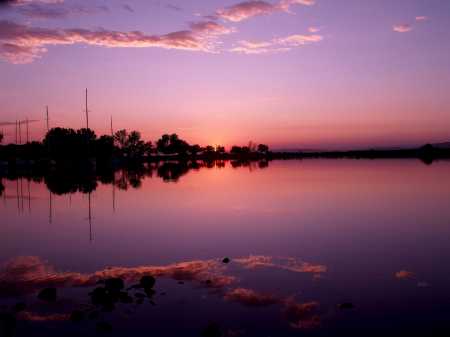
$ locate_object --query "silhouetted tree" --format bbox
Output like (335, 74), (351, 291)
(190, 144), (201, 156)
(257, 144), (269, 153)
(0, 132), (3, 144)
(43, 127), (97, 160)
(96, 135), (114, 159)
(230, 146), (242, 154)
(204, 145), (215, 154)
(156, 133), (190, 155)
(114, 130), (147, 159)
(216, 146), (225, 154)
(143, 141), (153, 157)
(241, 146), (250, 154)
(114, 130), (128, 149)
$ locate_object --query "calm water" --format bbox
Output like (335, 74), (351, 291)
(1, 159), (450, 336)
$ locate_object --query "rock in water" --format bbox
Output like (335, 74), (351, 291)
(338, 302), (355, 310)
(70, 310), (84, 323)
(38, 288), (57, 302)
(140, 275), (156, 289)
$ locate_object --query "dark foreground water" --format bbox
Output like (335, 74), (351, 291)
(1, 159), (450, 337)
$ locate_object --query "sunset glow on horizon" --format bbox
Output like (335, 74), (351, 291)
(1, 0), (450, 149)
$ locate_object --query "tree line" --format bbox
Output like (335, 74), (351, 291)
(0, 128), (270, 161)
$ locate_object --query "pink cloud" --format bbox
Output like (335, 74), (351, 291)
(230, 32), (323, 55)
(393, 24), (412, 33)
(216, 0), (315, 22)
(415, 16), (428, 21)
(17, 311), (69, 322)
(0, 255), (326, 297)
(283, 297), (320, 329)
(234, 255), (327, 274)
(0, 19), (233, 64)
(224, 287), (279, 306)
(395, 270), (415, 279)
(189, 21), (236, 36)
(0, 256), (234, 296)
(16, 3), (109, 19)
(0, 256), (323, 330)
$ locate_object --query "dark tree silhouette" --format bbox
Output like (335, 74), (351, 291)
(216, 146), (225, 154)
(156, 133), (190, 155)
(204, 145), (215, 154)
(43, 127), (97, 160)
(241, 146), (250, 154)
(230, 146), (242, 154)
(257, 144), (269, 153)
(0, 131), (3, 144)
(190, 144), (201, 156)
(96, 135), (114, 159)
(114, 130), (149, 159)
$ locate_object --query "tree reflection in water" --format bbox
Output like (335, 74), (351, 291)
(0, 160), (270, 195)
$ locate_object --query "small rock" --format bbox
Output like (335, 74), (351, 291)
(140, 275), (155, 289)
(105, 278), (124, 292)
(119, 292), (133, 304)
(0, 313), (16, 337)
(38, 288), (57, 302)
(338, 302), (354, 310)
(13, 302), (26, 313)
(70, 310), (84, 323)
(202, 322), (222, 337)
(88, 310), (100, 320)
(96, 321), (112, 333)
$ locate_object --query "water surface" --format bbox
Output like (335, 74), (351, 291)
(1, 160), (450, 336)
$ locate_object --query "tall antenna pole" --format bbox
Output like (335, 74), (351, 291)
(88, 192), (93, 242)
(46, 106), (49, 132)
(85, 88), (89, 129)
(49, 191), (52, 224)
(15, 120), (18, 144)
(26, 118), (29, 143)
(110, 115), (113, 137)
(18, 120), (22, 145)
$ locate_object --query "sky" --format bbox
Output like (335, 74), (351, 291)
(0, 0), (449, 150)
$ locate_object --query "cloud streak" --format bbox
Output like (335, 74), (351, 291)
(215, 0), (315, 22)
(230, 32), (323, 54)
(16, 3), (108, 19)
(0, 255), (326, 297)
(0, 19), (234, 64)
(393, 24), (412, 33)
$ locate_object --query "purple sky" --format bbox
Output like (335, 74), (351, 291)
(1, 0), (449, 149)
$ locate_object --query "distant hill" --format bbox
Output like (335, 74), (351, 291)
(432, 142), (450, 149)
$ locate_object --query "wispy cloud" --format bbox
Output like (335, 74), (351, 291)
(166, 3), (182, 12)
(0, 19), (234, 64)
(121, 4), (134, 13)
(189, 21), (236, 36)
(393, 24), (412, 33)
(224, 287), (279, 307)
(17, 3), (109, 19)
(415, 16), (428, 22)
(0, 0), (63, 8)
(308, 26), (320, 33)
(230, 32), (323, 54)
(395, 270), (415, 279)
(215, 0), (315, 23)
